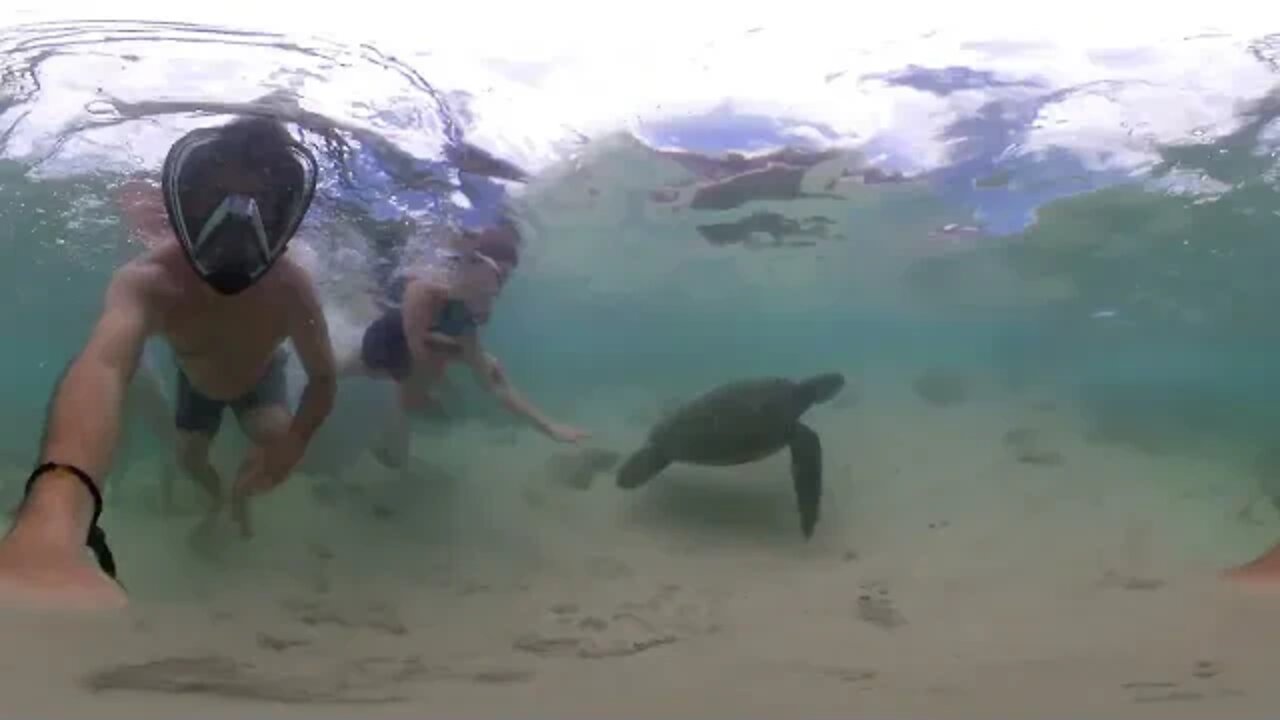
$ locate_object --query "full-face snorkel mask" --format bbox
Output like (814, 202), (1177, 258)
(161, 119), (318, 295)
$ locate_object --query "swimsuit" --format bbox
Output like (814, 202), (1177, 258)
(335, 141), (501, 382)
(174, 348), (289, 434)
(360, 298), (476, 381)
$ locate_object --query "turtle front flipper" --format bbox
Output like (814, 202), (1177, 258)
(616, 445), (672, 489)
(789, 423), (823, 539)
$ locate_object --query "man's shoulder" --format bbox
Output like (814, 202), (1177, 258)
(111, 247), (188, 308)
(267, 255), (319, 295)
(115, 247), (176, 284)
(258, 256), (324, 320)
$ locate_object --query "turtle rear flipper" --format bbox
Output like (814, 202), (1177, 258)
(617, 445), (671, 489)
(789, 423), (823, 539)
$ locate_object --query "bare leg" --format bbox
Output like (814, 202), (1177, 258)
(129, 366), (184, 512)
(132, 367), (175, 444)
(178, 430), (234, 556)
(158, 456), (180, 514)
(372, 403), (411, 471)
(336, 340), (375, 378)
(176, 431), (222, 509)
(234, 403), (293, 539)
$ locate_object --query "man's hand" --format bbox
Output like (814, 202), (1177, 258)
(0, 533), (126, 612)
(0, 471), (127, 612)
(228, 433), (307, 539)
(236, 433), (306, 496)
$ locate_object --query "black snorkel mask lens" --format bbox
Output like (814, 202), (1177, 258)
(162, 120), (318, 295)
(188, 194), (275, 295)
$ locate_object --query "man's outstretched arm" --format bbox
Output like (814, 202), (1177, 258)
(39, 265), (155, 487)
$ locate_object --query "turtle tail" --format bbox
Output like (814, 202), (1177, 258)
(799, 373), (846, 405)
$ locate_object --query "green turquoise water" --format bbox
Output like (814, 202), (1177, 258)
(5, 16), (1280, 715)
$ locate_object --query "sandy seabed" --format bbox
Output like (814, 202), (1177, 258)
(3, 369), (1280, 719)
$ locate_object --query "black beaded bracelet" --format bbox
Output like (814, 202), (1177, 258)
(23, 462), (118, 580)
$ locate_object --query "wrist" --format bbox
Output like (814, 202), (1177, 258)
(11, 467), (94, 548)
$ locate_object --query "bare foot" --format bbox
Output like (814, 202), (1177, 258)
(188, 505), (248, 559)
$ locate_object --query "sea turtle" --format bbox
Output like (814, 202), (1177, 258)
(616, 372), (846, 539)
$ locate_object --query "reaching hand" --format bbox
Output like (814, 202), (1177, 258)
(234, 433), (305, 497)
(227, 434), (304, 540)
(547, 424), (591, 444)
(403, 387), (447, 416)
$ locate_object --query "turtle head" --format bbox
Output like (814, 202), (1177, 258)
(799, 373), (846, 406)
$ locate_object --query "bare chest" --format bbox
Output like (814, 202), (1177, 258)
(162, 296), (290, 362)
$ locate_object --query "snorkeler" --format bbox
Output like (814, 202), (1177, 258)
(342, 216), (589, 468)
(0, 116), (337, 609)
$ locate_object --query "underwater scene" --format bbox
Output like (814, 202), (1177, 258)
(4, 4), (1280, 717)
